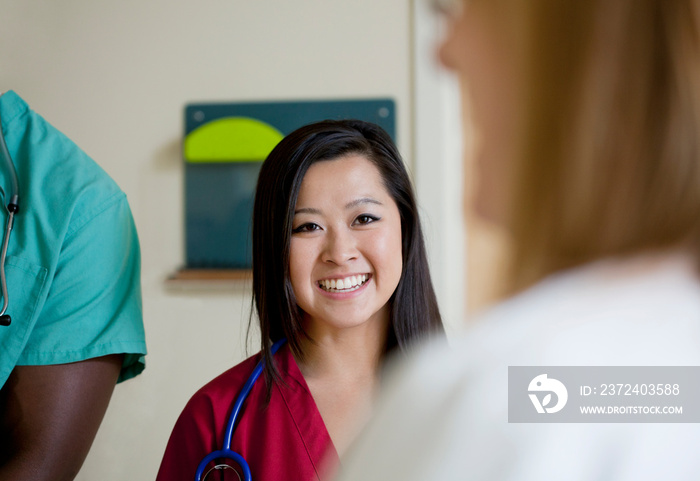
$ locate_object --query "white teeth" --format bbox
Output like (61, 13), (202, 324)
(319, 274), (369, 293)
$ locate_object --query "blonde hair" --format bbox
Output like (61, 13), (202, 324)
(488, 0), (700, 291)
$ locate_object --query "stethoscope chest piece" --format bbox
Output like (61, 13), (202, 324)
(202, 463), (243, 481)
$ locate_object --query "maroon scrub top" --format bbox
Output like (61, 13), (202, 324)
(156, 344), (339, 480)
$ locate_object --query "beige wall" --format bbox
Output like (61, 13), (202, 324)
(1, 1), (468, 479)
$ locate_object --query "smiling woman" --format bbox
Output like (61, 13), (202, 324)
(156, 119), (444, 481)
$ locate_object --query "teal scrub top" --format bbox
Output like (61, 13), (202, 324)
(0, 90), (146, 387)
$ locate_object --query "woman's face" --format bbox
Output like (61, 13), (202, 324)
(289, 154), (403, 339)
(437, 0), (518, 226)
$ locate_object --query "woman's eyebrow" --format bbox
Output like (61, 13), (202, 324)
(294, 207), (322, 215)
(294, 198), (383, 215)
(345, 197), (383, 209)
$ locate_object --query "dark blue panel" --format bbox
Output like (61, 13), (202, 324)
(185, 162), (261, 268)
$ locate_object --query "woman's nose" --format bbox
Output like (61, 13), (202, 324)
(321, 229), (358, 265)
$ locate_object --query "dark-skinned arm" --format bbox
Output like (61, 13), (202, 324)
(0, 354), (123, 481)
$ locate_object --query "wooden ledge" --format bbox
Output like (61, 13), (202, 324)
(166, 268), (252, 289)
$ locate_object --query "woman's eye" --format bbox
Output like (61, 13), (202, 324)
(354, 214), (380, 226)
(292, 223), (321, 234)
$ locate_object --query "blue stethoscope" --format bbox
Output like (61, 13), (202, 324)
(0, 107), (20, 327)
(195, 338), (287, 481)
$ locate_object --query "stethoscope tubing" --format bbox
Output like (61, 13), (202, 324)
(195, 338), (287, 481)
(0, 211), (14, 321)
(0, 107), (20, 326)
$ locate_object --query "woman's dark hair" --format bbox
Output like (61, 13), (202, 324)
(252, 119), (444, 386)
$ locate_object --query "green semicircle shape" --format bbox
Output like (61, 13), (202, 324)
(184, 117), (284, 162)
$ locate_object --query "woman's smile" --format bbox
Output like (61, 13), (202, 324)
(317, 273), (371, 293)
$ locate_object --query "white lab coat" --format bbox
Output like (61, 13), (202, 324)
(338, 252), (700, 481)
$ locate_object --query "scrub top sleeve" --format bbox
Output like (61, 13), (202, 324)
(16, 193), (147, 382)
(156, 393), (219, 481)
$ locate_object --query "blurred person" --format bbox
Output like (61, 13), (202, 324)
(156, 119), (443, 481)
(0, 90), (147, 480)
(336, 1), (700, 480)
